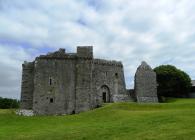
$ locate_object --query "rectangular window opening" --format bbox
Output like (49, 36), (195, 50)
(50, 98), (53, 103)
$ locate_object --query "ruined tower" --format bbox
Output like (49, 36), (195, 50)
(134, 61), (158, 103)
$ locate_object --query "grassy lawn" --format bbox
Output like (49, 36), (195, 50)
(1, 98), (195, 140)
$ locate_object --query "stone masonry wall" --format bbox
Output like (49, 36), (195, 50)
(135, 61), (158, 103)
(20, 62), (34, 109)
(92, 59), (129, 106)
(75, 47), (93, 113)
(33, 59), (76, 115)
(20, 46), (138, 115)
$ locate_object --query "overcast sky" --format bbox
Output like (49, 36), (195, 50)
(0, 0), (195, 99)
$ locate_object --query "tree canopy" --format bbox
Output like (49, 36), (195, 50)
(0, 97), (20, 109)
(154, 65), (192, 99)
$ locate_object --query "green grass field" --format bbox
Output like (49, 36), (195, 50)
(1, 98), (195, 140)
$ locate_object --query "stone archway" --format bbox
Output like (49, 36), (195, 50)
(100, 85), (110, 103)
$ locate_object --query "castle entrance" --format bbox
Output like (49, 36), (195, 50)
(100, 85), (110, 103)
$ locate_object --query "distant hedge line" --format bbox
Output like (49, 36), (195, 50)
(0, 97), (20, 109)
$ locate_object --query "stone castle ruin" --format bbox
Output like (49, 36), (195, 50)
(20, 46), (158, 115)
(135, 61), (158, 103)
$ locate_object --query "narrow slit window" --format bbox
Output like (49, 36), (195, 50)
(49, 77), (52, 85)
(115, 73), (118, 78)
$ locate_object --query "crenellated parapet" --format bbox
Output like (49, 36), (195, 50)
(35, 46), (94, 60)
(22, 61), (34, 69)
(93, 59), (123, 67)
(77, 46), (93, 58)
(36, 48), (76, 60)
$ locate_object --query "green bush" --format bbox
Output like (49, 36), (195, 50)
(0, 97), (20, 109)
(154, 65), (192, 100)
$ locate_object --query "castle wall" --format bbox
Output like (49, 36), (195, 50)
(20, 62), (34, 109)
(92, 59), (127, 106)
(33, 58), (76, 115)
(75, 47), (93, 113)
(20, 46), (138, 115)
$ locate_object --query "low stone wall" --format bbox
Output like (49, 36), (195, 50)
(113, 94), (133, 102)
(137, 97), (158, 103)
(16, 109), (34, 116)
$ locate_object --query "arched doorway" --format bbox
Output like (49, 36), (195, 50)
(100, 85), (110, 103)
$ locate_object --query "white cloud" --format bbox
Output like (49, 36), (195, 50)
(0, 45), (31, 99)
(0, 0), (195, 98)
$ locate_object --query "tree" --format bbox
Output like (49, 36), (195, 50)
(154, 65), (192, 99)
(0, 97), (20, 109)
